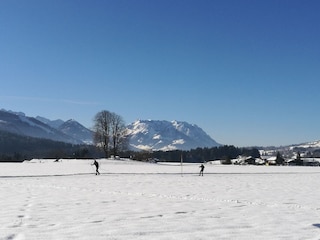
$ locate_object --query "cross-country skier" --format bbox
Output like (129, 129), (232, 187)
(199, 164), (205, 176)
(92, 160), (100, 175)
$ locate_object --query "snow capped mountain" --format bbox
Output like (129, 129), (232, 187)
(126, 120), (220, 151)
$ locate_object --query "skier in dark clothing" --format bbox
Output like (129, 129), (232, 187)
(199, 164), (205, 176)
(92, 160), (100, 175)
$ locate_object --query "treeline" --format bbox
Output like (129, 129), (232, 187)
(128, 145), (260, 163)
(0, 130), (102, 162)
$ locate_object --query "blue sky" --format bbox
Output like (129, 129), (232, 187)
(1, 0), (320, 147)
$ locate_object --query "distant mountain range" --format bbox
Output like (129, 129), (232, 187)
(36, 116), (93, 144)
(0, 109), (93, 144)
(2, 109), (320, 154)
(0, 109), (220, 151)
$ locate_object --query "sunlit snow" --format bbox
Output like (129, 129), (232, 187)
(2, 159), (320, 239)
(172, 139), (185, 145)
(152, 134), (161, 140)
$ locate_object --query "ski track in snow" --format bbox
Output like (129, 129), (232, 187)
(1, 160), (320, 239)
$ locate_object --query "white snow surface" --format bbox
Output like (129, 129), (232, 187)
(2, 159), (320, 240)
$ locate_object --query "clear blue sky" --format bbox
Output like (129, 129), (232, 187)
(1, 0), (320, 147)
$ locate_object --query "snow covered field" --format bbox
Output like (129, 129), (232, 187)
(1, 159), (320, 240)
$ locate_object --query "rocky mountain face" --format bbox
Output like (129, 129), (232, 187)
(126, 120), (220, 151)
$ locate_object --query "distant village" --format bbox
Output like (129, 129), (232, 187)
(222, 150), (320, 166)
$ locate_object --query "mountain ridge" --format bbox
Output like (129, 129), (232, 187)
(126, 119), (220, 151)
(57, 119), (93, 144)
(0, 109), (89, 144)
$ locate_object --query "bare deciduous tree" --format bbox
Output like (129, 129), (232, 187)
(93, 110), (127, 158)
(110, 113), (127, 156)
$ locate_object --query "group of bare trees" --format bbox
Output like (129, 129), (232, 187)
(92, 110), (128, 158)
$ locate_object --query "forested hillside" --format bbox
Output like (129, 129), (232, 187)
(0, 130), (100, 161)
(130, 145), (260, 163)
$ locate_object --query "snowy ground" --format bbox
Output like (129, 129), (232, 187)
(1, 159), (320, 240)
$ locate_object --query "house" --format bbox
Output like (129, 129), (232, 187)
(232, 156), (259, 165)
(255, 158), (266, 165)
(301, 158), (320, 166)
(266, 156), (277, 165)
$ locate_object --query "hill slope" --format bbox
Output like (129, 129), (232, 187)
(58, 119), (93, 144)
(0, 110), (82, 144)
